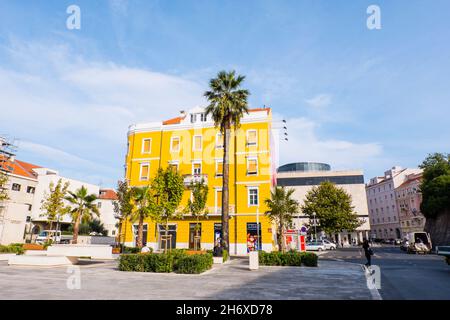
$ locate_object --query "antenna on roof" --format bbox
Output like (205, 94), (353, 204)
(0, 135), (17, 173)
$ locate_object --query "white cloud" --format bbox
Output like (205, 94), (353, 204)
(278, 117), (384, 171)
(305, 94), (332, 108)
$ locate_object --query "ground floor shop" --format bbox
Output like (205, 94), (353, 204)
(121, 214), (275, 255)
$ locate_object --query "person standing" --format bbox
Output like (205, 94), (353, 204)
(362, 239), (373, 267)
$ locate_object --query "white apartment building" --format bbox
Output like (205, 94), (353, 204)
(366, 166), (422, 240)
(97, 189), (119, 237)
(276, 162), (371, 246)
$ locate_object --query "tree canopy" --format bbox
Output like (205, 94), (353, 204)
(419, 153), (450, 218)
(301, 181), (362, 234)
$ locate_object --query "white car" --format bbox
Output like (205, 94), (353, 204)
(306, 241), (326, 251)
(322, 239), (337, 250)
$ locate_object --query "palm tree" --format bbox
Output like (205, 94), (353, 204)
(264, 186), (300, 252)
(65, 186), (100, 244)
(130, 186), (153, 248)
(204, 70), (250, 251)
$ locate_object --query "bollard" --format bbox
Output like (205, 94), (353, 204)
(249, 251), (259, 270)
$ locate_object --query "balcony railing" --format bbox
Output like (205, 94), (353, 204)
(183, 174), (208, 186)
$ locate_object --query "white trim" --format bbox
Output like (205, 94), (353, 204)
(235, 150), (269, 155)
(215, 188), (223, 214)
(215, 159), (223, 177)
(168, 160), (179, 171)
(215, 132), (224, 149)
(192, 161), (202, 175)
(139, 162), (150, 181)
(247, 186), (259, 207)
(246, 156), (258, 176)
(236, 180), (270, 185)
(141, 138), (152, 154)
(246, 129), (258, 147)
(132, 157), (160, 162)
(170, 136), (180, 153)
(193, 135), (203, 151)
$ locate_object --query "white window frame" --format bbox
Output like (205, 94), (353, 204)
(215, 159), (223, 177)
(193, 135), (203, 151)
(170, 136), (180, 152)
(248, 187), (259, 207)
(141, 138), (152, 154)
(139, 162), (150, 181)
(192, 161), (202, 175)
(216, 132), (223, 149)
(168, 160), (179, 172)
(246, 129), (258, 147)
(246, 156), (258, 175)
(215, 188), (223, 214)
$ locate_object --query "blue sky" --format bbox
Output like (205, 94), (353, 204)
(1, 0), (449, 187)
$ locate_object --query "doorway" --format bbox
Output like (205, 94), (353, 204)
(189, 223), (202, 250)
(132, 224), (148, 247)
(158, 224), (177, 250)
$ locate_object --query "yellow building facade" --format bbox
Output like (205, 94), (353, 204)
(122, 106), (276, 255)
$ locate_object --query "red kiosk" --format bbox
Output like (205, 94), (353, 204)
(283, 229), (306, 252)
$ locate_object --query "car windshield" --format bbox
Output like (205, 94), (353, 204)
(38, 231), (47, 237)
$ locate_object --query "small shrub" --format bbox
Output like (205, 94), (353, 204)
(118, 254), (145, 272)
(0, 244), (24, 255)
(176, 253), (213, 274)
(223, 249), (229, 262)
(301, 252), (318, 267)
(121, 245), (141, 254)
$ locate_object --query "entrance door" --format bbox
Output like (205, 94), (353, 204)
(158, 224), (177, 250)
(246, 223), (262, 252)
(189, 223), (202, 250)
(133, 224), (148, 247)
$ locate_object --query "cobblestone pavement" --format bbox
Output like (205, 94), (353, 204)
(0, 257), (376, 300)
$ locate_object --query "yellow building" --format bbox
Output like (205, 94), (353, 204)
(122, 106), (277, 255)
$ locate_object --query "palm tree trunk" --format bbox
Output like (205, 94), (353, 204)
(72, 213), (81, 244)
(279, 217), (286, 252)
(137, 215), (144, 248)
(221, 124), (231, 252)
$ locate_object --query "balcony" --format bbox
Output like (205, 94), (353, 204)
(183, 174), (208, 186)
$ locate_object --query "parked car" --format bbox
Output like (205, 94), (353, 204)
(405, 232), (432, 254)
(322, 239), (337, 250)
(35, 230), (72, 244)
(306, 241), (326, 251)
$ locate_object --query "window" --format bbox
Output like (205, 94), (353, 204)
(248, 187), (259, 206)
(12, 183), (21, 191)
(216, 160), (223, 177)
(190, 114), (197, 123)
(216, 132), (223, 148)
(97, 202), (102, 208)
(142, 138), (152, 154)
(168, 161), (179, 172)
(26, 186), (35, 194)
(247, 157), (258, 175)
(200, 113), (207, 122)
(27, 205), (32, 211)
(140, 163), (150, 181)
(247, 130), (257, 146)
(193, 135), (202, 151)
(215, 189), (222, 214)
(192, 162), (202, 175)
(171, 137), (180, 152)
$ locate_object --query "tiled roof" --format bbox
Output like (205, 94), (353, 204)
(99, 189), (118, 200)
(397, 177), (422, 189)
(0, 155), (41, 179)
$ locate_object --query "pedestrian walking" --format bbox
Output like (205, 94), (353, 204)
(362, 239), (373, 267)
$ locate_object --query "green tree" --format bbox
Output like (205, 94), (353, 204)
(419, 153), (450, 218)
(150, 167), (185, 252)
(184, 179), (209, 250)
(204, 70), (250, 251)
(40, 179), (70, 233)
(113, 180), (133, 245)
(0, 170), (9, 202)
(65, 186), (100, 244)
(129, 185), (153, 248)
(301, 181), (362, 236)
(264, 186), (300, 252)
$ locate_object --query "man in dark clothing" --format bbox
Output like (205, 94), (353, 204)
(362, 239), (372, 267)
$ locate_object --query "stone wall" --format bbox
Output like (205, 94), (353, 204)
(425, 209), (450, 247)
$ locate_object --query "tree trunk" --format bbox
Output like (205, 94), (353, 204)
(72, 213), (81, 244)
(279, 217), (286, 252)
(221, 125), (231, 252)
(136, 215), (144, 248)
(165, 218), (169, 252)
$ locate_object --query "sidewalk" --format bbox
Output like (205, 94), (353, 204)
(0, 257), (377, 300)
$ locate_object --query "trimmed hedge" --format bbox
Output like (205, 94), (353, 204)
(259, 251), (318, 267)
(223, 249), (229, 262)
(118, 250), (213, 274)
(0, 244), (24, 255)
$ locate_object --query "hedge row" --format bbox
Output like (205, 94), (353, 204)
(0, 244), (24, 255)
(259, 251), (318, 267)
(119, 250), (213, 274)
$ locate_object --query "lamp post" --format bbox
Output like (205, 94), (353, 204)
(312, 212), (317, 241)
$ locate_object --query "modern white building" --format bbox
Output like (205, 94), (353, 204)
(366, 166), (422, 240)
(276, 162), (371, 246)
(97, 188), (119, 237)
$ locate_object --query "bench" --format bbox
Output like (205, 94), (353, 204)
(47, 244), (114, 260)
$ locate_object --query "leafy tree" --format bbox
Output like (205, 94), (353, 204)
(40, 179), (70, 233)
(65, 186), (100, 244)
(150, 167), (185, 252)
(419, 153), (450, 218)
(184, 179), (209, 250)
(264, 186), (300, 252)
(113, 180), (133, 245)
(68, 219), (107, 236)
(129, 185), (153, 248)
(301, 181), (362, 236)
(0, 170), (9, 202)
(204, 70), (250, 251)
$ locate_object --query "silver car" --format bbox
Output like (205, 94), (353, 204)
(306, 241), (326, 251)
